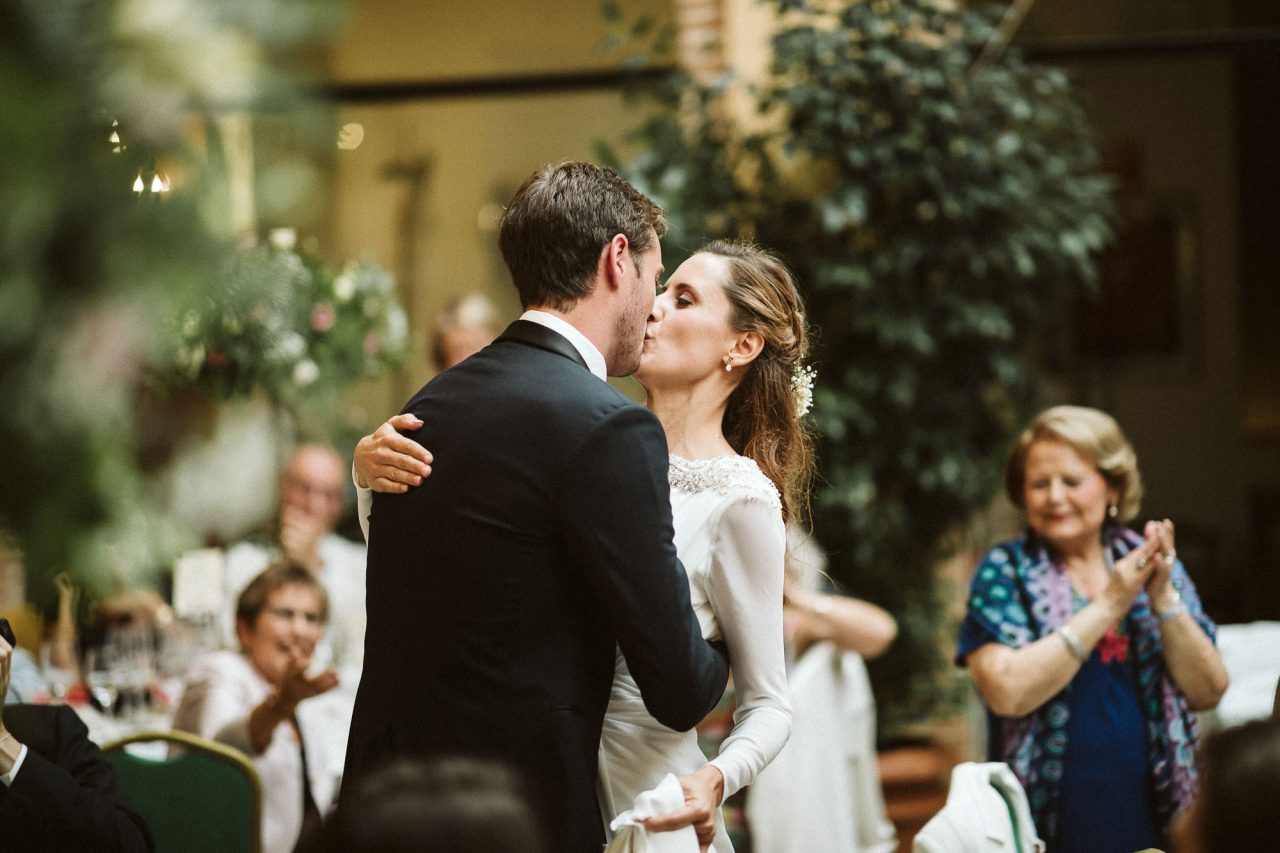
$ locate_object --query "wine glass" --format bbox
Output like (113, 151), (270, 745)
(39, 643), (77, 704)
(84, 645), (121, 716)
(116, 622), (157, 720)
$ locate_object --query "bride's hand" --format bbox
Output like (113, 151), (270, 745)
(353, 414), (433, 492)
(642, 765), (724, 851)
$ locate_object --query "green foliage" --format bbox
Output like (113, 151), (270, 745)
(156, 238), (408, 413)
(601, 0), (1113, 732)
(0, 0), (344, 605)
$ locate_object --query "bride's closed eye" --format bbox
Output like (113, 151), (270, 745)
(667, 283), (696, 307)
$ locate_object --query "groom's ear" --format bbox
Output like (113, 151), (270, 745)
(730, 331), (764, 366)
(599, 234), (630, 292)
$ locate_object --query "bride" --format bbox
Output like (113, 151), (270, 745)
(354, 239), (813, 851)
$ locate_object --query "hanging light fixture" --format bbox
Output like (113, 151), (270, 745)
(132, 172), (145, 193)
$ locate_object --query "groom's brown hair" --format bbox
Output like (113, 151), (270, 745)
(499, 162), (666, 311)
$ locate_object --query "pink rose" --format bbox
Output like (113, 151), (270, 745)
(312, 304), (336, 332)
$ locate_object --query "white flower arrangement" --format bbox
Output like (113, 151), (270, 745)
(791, 363), (817, 418)
(159, 237), (408, 407)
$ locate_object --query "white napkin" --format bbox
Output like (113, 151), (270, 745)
(171, 548), (225, 618)
(606, 773), (700, 853)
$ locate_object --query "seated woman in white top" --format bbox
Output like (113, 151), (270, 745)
(172, 562), (340, 853)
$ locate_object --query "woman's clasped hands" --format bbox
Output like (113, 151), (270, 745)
(1101, 519), (1177, 618)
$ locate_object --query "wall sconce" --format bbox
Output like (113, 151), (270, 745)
(133, 168), (171, 196)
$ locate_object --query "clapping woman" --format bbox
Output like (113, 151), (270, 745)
(173, 562), (340, 853)
(958, 406), (1228, 852)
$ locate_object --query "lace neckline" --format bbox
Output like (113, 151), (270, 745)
(667, 454), (781, 508)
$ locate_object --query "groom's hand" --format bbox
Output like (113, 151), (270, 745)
(354, 414), (433, 492)
(642, 765), (725, 852)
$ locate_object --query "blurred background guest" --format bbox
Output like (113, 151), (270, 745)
(3, 643), (45, 706)
(430, 292), (501, 372)
(315, 756), (548, 853)
(958, 405), (1228, 852)
(1171, 714), (1280, 853)
(348, 293), (499, 498)
(225, 444), (366, 673)
(744, 529), (899, 853)
(173, 563), (340, 853)
(0, 621), (155, 852)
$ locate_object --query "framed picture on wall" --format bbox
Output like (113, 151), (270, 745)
(1071, 196), (1200, 371)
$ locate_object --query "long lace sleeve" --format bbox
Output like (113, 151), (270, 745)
(703, 495), (792, 797)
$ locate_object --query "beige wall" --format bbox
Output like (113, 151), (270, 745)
(323, 0), (669, 409)
(330, 0), (666, 82)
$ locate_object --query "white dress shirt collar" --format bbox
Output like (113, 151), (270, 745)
(519, 310), (607, 381)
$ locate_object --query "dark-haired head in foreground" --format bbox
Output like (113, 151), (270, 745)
(318, 756), (547, 853)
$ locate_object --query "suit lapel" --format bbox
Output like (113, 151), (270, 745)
(495, 320), (590, 372)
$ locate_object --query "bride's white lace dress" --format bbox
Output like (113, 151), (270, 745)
(597, 454), (792, 853)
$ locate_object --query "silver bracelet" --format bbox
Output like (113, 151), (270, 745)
(1157, 589), (1188, 623)
(1056, 625), (1088, 663)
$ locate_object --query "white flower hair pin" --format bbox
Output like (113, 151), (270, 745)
(791, 363), (816, 418)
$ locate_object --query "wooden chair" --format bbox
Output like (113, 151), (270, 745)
(102, 729), (262, 853)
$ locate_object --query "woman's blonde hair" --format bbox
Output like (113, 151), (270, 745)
(1004, 405), (1144, 523)
(702, 240), (815, 523)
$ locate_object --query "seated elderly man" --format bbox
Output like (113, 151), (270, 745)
(0, 621), (154, 851)
(224, 444), (366, 673)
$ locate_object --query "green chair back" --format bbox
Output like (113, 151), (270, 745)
(103, 729), (262, 853)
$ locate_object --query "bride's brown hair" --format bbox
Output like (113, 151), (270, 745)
(703, 239), (815, 523)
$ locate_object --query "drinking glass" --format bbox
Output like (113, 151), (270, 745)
(39, 643), (77, 704)
(84, 645), (122, 716)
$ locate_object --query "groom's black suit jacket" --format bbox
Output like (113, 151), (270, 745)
(344, 320), (730, 852)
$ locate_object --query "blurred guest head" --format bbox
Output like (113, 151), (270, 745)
(1004, 405), (1143, 549)
(432, 292), (500, 371)
(235, 562), (328, 684)
(1172, 715), (1280, 853)
(322, 756), (547, 853)
(280, 444), (348, 533)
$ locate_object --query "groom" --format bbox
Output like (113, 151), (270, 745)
(343, 162), (730, 852)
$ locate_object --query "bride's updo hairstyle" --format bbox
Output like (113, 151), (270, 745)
(702, 239), (815, 523)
